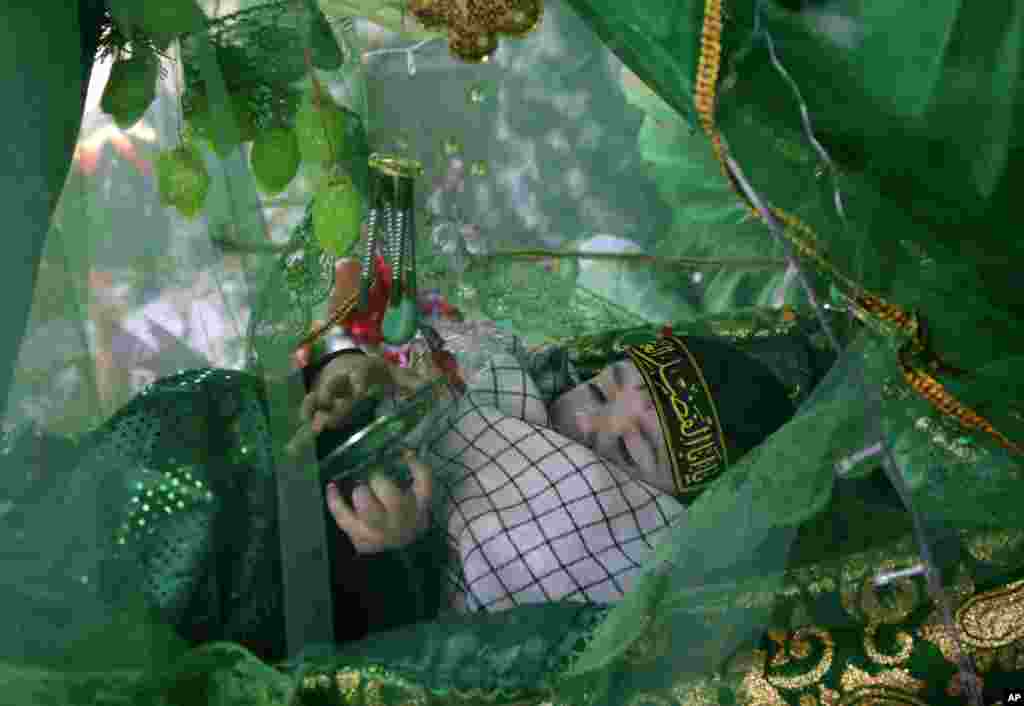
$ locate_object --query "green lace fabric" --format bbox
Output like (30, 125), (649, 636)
(5, 0), (1024, 704)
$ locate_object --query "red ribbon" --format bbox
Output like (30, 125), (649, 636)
(341, 255), (392, 346)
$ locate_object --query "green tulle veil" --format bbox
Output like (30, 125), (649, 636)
(2, 1), (1023, 705)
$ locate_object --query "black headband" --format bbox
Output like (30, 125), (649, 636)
(626, 335), (730, 503)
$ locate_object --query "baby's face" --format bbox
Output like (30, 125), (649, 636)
(548, 360), (675, 495)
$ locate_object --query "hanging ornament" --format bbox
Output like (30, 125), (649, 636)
(183, 89), (260, 157)
(101, 48), (159, 130)
(407, 0), (543, 63)
(295, 87), (348, 165)
(106, 0), (207, 49)
(250, 127), (301, 195)
(450, 30), (498, 63)
(155, 142), (209, 220)
(361, 154), (425, 346)
(341, 254), (392, 346)
(312, 171), (363, 256)
(304, 0), (345, 70)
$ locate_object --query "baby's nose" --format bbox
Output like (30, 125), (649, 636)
(577, 410), (639, 436)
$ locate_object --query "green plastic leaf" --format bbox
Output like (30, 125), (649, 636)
(564, 0), (705, 129)
(967, 3), (1022, 197)
(107, 0), (207, 46)
(312, 175), (363, 256)
(156, 143), (210, 219)
(295, 92), (348, 165)
(251, 128), (301, 195)
(857, 0), (960, 118)
(183, 90), (258, 156)
(100, 52), (158, 130)
(307, 0), (346, 70)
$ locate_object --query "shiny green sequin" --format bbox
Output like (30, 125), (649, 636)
(442, 136), (463, 156)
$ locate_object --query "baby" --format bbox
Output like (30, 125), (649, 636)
(288, 312), (797, 613)
(285, 261), (798, 612)
(289, 339), (684, 612)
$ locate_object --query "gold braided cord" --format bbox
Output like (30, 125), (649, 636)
(898, 351), (1024, 456)
(692, 0), (1022, 457)
(296, 291), (359, 351)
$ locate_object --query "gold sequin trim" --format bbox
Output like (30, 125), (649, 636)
(962, 528), (1024, 565)
(840, 559), (923, 626)
(738, 650), (787, 706)
(623, 613), (673, 665)
(765, 627), (833, 691)
(839, 665), (927, 700)
(335, 668), (361, 701)
(669, 677), (720, 706)
(625, 692), (675, 706)
(863, 622), (914, 667)
(818, 684), (840, 706)
(955, 578), (1024, 650)
(298, 666), (430, 706)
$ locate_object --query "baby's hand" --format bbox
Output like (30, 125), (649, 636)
(286, 352), (395, 456)
(326, 451), (433, 554)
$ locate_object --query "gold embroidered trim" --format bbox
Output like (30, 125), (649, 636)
(692, 0), (1023, 457)
(955, 578), (1024, 649)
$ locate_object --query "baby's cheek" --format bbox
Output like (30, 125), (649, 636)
(576, 413), (595, 435)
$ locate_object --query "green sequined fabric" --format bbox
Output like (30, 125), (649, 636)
(4, 1), (1024, 705)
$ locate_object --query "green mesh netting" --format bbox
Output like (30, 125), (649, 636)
(2, 1), (1023, 705)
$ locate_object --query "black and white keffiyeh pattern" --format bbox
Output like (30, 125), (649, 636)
(418, 322), (683, 613)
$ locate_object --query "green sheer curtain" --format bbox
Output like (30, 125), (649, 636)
(2, 1), (1023, 705)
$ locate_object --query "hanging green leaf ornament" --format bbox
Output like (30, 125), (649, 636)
(306, 0), (346, 70)
(313, 173), (363, 256)
(106, 0), (207, 48)
(250, 128), (301, 195)
(295, 91), (348, 165)
(156, 143), (210, 220)
(101, 51), (159, 129)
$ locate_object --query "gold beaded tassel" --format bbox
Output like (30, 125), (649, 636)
(295, 292), (358, 353)
(692, 0), (1023, 458)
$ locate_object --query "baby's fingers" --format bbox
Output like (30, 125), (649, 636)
(319, 370), (353, 409)
(368, 473), (407, 517)
(326, 482), (381, 543)
(352, 482), (388, 519)
(299, 391), (318, 424)
(293, 345), (311, 370)
(315, 396), (357, 433)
